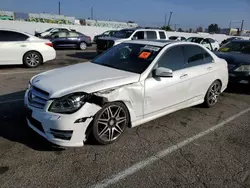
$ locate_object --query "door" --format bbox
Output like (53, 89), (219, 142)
(0, 30), (29, 65)
(183, 45), (216, 99)
(66, 31), (80, 47)
(144, 45), (191, 115)
(51, 31), (68, 48)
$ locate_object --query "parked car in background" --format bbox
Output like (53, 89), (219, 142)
(218, 40), (250, 53)
(96, 28), (168, 54)
(186, 37), (220, 51)
(35, 27), (75, 38)
(93, 30), (117, 43)
(45, 31), (92, 50)
(169, 36), (186, 41)
(0, 29), (56, 68)
(215, 40), (250, 86)
(25, 40), (228, 147)
(220, 37), (243, 46)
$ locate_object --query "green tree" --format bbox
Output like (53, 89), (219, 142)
(162, 25), (172, 31)
(208, 24), (220, 33)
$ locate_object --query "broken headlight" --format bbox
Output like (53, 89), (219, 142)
(49, 93), (88, 114)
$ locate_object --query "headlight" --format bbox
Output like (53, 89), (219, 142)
(49, 93), (88, 114)
(234, 65), (250, 72)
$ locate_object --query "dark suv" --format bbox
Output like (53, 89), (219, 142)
(93, 30), (117, 43)
(45, 31), (92, 50)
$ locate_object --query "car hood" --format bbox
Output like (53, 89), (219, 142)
(31, 62), (140, 98)
(214, 51), (250, 65)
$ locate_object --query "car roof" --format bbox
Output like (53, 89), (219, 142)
(231, 39), (250, 43)
(119, 28), (166, 32)
(125, 40), (173, 47)
(124, 39), (203, 48)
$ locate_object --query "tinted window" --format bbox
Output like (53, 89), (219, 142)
(0, 31), (29, 41)
(219, 41), (250, 53)
(68, 32), (79, 37)
(186, 37), (203, 43)
(157, 46), (185, 71)
(92, 43), (162, 74)
(184, 45), (213, 67)
(59, 28), (69, 32)
(169, 36), (178, 40)
(51, 32), (67, 38)
(146, 31), (157, 39)
(113, 29), (134, 38)
(159, 31), (166, 39)
(133, 31), (145, 39)
(208, 38), (215, 43)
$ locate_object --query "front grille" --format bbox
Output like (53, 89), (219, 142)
(96, 39), (114, 50)
(28, 86), (49, 109)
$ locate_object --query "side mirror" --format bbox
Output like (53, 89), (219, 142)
(54, 35), (59, 39)
(153, 67), (173, 77)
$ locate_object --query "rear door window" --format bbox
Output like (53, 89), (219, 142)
(183, 45), (213, 67)
(0, 31), (29, 41)
(146, 31), (157, 39)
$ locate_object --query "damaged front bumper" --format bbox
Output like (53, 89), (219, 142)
(24, 90), (101, 147)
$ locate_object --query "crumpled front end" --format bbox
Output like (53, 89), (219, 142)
(24, 81), (144, 147)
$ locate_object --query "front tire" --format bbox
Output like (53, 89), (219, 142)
(23, 51), (42, 68)
(204, 80), (222, 108)
(92, 102), (129, 145)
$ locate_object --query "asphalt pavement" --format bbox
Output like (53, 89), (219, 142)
(0, 47), (250, 188)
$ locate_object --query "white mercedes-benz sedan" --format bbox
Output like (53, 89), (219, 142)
(24, 40), (228, 147)
(0, 29), (56, 68)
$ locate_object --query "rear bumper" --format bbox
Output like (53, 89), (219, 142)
(42, 49), (56, 62)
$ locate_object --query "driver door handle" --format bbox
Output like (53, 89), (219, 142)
(207, 66), (213, 70)
(180, 73), (188, 79)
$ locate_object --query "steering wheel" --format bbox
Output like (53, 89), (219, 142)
(118, 47), (131, 60)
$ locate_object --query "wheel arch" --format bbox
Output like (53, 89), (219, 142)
(22, 50), (44, 64)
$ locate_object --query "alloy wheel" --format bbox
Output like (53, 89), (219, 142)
(96, 105), (127, 142)
(26, 53), (40, 67)
(80, 42), (87, 50)
(207, 81), (221, 106)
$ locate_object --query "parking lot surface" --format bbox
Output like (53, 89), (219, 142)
(1, 47), (250, 188)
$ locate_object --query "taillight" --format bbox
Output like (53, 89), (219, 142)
(87, 36), (91, 41)
(45, 42), (53, 47)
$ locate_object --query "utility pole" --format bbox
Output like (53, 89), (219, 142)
(240, 20), (244, 31)
(91, 7), (94, 20)
(229, 21), (231, 29)
(164, 13), (167, 26)
(167, 11), (173, 27)
(58, 1), (61, 15)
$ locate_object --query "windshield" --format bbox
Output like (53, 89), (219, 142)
(219, 41), (250, 53)
(44, 28), (53, 32)
(186, 37), (203, 43)
(91, 43), (162, 74)
(113, 30), (134, 38)
(169, 36), (178, 40)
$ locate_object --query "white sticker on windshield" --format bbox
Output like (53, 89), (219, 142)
(143, 45), (160, 52)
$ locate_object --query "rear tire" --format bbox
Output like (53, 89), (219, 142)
(23, 51), (42, 68)
(204, 80), (222, 108)
(79, 42), (87, 50)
